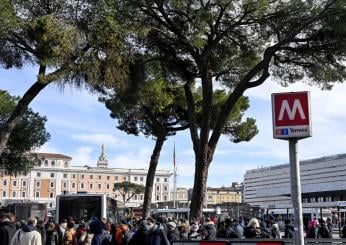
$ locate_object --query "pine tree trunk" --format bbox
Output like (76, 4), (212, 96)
(142, 136), (166, 219)
(189, 157), (210, 221)
(0, 66), (47, 156)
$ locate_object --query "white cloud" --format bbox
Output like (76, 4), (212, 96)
(108, 147), (154, 169)
(70, 147), (96, 166)
(71, 133), (119, 147)
(35, 144), (61, 154)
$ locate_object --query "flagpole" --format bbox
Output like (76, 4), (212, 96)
(173, 142), (177, 209)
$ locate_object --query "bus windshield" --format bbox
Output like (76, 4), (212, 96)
(58, 195), (102, 222)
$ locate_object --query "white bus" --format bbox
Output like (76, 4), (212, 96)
(267, 208), (332, 229)
(153, 208), (217, 220)
(55, 193), (117, 223)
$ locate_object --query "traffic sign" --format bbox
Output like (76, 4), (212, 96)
(272, 91), (312, 139)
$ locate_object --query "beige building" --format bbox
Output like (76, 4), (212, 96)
(0, 147), (172, 208)
(170, 187), (189, 204)
(205, 186), (242, 205)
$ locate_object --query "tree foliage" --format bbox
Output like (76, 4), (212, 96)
(113, 181), (145, 204)
(0, 90), (50, 175)
(112, 0), (346, 219)
(0, 0), (131, 155)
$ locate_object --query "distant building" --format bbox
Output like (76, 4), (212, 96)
(244, 154), (346, 209)
(170, 187), (189, 204)
(0, 146), (172, 208)
(205, 186), (243, 205)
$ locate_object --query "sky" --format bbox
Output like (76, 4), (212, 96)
(1, 65), (346, 188)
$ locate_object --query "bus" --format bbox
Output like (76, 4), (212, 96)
(153, 208), (217, 220)
(266, 208), (332, 229)
(55, 193), (117, 223)
(0, 202), (47, 222)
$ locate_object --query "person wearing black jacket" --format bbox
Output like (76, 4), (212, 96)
(283, 219), (294, 239)
(45, 222), (59, 245)
(0, 213), (17, 245)
(166, 222), (180, 244)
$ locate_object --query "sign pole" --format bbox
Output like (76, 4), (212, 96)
(272, 91), (312, 245)
(289, 139), (304, 245)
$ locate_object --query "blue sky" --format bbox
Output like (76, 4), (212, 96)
(1, 66), (346, 188)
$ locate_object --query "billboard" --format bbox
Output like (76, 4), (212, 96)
(272, 91), (312, 139)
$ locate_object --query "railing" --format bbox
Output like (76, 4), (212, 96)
(172, 239), (346, 245)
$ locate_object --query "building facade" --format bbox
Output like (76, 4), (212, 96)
(205, 186), (242, 206)
(244, 154), (346, 209)
(0, 148), (172, 208)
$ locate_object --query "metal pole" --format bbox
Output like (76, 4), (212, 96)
(173, 167), (177, 208)
(289, 139), (304, 245)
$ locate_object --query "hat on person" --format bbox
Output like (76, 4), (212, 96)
(167, 222), (176, 229)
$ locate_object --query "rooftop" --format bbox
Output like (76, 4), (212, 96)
(245, 153), (346, 174)
(34, 152), (72, 160)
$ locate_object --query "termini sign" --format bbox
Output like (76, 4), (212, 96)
(271, 91), (312, 139)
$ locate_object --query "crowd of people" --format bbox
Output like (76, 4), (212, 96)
(1, 212), (346, 245)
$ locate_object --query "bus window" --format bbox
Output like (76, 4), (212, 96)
(106, 197), (117, 222)
(58, 195), (102, 222)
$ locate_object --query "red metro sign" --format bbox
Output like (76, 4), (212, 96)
(272, 91), (312, 139)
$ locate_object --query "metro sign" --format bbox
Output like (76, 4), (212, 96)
(272, 91), (312, 139)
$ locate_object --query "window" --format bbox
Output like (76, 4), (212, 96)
(36, 181), (40, 188)
(134, 195), (137, 200)
(12, 180), (17, 187)
(63, 174), (67, 179)
(98, 183), (102, 190)
(22, 192), (26, 198)
(50, 173), (55, 178)
(115, 176), (118, 181)
(51, 161), (55, 167)
(156, 178), (160, 182)
(12, 191), (16, 198)
(49, 192), (54, 198)
(80, 183), (85, 189)
(36, 172), (41, 177)
(63, 182), (67, 188)
(106, 184), (110, 190)
(156, 195), (160, 201)
(123, 177), (127, 181)
(156, 186), (160, 191)
(72, 182), (76, 189)
(164, 178), (168, 183)
(35, 192), (40, 198)
(140, 195), (143, 200)
(44, 160), (48, 166)
(72, 174), (76, 179)
(2, 191), (6, 197)
(50, 182), (54, 188)
(134, 177), (138, 181)
(164, 196), (167, 201)
(81, 174), (84, 179)
(164, 186), (168, 192)
(90, 175), (93, 179)
(107, 176), (110, 180)
(98, 175), (102, 180)
(90, 183), (93, 189)
(64, 161), (68, 167)
(140, 177), (144, 181)
(3, 180), (7, 186)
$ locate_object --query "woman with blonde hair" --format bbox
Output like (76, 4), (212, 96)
(244, 218), (262, 238)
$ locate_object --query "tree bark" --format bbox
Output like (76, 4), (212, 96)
(0, 65), (47, 156)
(189, 158), (210, 221)
(142, 135), (166, 219)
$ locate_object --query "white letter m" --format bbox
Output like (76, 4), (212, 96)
(278, 99), (306, 121)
